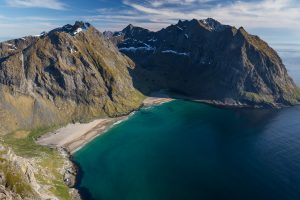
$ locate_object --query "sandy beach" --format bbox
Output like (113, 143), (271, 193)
(37, 94), (173, 154)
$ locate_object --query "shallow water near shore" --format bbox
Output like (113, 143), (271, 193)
(74, 100), (300, 200)
(73, 44), (300, 200)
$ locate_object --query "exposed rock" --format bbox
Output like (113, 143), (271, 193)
(111, 18), (300, 108)
(69, 189), (82, 200)
(0, 21), (144, 134)
(58, 148), (77, 188)
(0, 144), (61, 199)
(0, 19), (299, 199)
(0, 185), (22, 200)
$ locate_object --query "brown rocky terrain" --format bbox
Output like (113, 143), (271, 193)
(109, 18), (300, 108)
(0, 143), (59, 199)
(0, 19), (299, 199)
(0, 21), (144, 135)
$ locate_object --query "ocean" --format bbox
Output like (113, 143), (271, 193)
(73, 44), (300, 200)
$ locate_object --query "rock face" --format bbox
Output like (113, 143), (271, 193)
(0, 21), (144, 134)
(111, 18), (300, 107)
(0, 19), (299, 131)
(0, 144), (59, 200)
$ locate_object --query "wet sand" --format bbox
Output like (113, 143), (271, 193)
(37, 95), (173, 154)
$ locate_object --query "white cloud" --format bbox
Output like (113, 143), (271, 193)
(6, 0), (67, 10)
(150, 0), (214, 7)
(122, 0), (300, 31)
(0, 21), (59, 41)
(1, 0), (300, 43)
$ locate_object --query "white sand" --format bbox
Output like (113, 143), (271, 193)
(143, 91), (173, 106)
(37, 94), (173, 154)
(37, 118), (121, 153)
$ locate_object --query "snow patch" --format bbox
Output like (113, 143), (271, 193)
(72, 22), (90, 36)
(113, 32), (124, 37)
(119, 46), (156, 52)
(148, 38), (157, 42)
(177, 26), (183, 31)
(4, 43), (13, 47)
(4, 43), (17, 50)
(68, 47), (77, 54)
(200, 18), (226, 32)
(142, 43), (151, 48)
(73, 28), (83, 35)
(33, 31), (47, 37)
(161, 50), (189, 56)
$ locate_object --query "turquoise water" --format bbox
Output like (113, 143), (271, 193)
(74, 45), (300, 200)
(74, 101), (300, 200)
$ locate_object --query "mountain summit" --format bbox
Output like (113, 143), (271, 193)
(0, 21), (143, 134)
(0, 19), (299, 134)
(110, 18), (300, 107)
(47, 21), (91, 36)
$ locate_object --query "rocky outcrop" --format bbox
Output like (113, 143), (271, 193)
(111, 18), (300, 107)
(0, 185), (22, 200)
(0, 144), (61, 199)
(0, 21), (144, 134)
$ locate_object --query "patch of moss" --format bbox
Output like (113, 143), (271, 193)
(243, 92), (274, 104)
(0, 161), (35, 198)
(49, 179), (71, 199)
(3, 127), (58, 157)
(2, 127), (72, 200)
(246, 34), (279, 63)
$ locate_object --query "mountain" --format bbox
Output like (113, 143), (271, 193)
(0, 18), (299, 199)
(109, 18), (300, 107)
(0, 21), (144, 134)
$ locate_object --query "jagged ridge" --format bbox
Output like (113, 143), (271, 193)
(0, 21), (144, 134)
(109, 18), (300, 107)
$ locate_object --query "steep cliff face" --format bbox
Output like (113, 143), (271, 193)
(112, 18), (300, 107)
(0, 22), (144, 134)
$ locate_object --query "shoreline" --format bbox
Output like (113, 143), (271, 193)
(37, 95), (173, 155)
(35, 93), (295, 199)
(36, 92), (293, 154)
(36, 94), (173, 199)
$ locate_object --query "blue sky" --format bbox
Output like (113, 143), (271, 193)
(0, 0), (300, 44)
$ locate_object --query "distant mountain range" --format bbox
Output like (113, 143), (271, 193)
(105, 18), (300, 107)
(0, 19), (299, 135)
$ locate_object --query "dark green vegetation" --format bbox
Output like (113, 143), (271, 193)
(0, 19), (299, 199)
(0, 19), (299, 137)
(0, 21), (145, 200)
(4, 127), (56, 157)
(2, 127), (72, 199)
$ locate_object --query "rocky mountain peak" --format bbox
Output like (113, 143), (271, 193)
(111, 19), (300, 108)
(46, 21), (92, 37)
(199, 18), (230, 32)
(103, 30), (114, 38)
(0, 21), (144, 134)
(122, 24), (151, 37)
(174, 18), (230, 33)
(125, 24), (135, 30)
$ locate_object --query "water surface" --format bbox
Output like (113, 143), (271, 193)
(275, 43), (300, 85)
(74, 44), (300, 200)
(74, 101), (300, 200)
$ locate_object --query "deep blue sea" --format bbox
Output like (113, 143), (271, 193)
(74, 44), (300, 200)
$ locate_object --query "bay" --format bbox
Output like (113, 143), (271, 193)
(74, 44), (300, 200)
